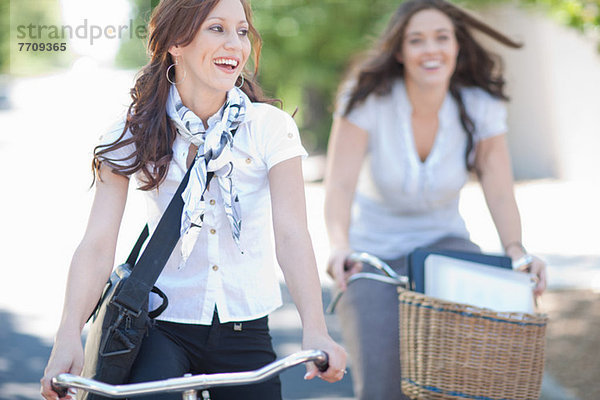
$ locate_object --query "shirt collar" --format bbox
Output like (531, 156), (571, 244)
(393, 79), (453, 128)
(167, 85), (256, 132)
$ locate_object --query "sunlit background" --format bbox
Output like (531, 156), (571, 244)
(0, 0), (599, 399)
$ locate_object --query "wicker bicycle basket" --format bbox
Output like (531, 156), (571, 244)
(399, 289), (548, 400)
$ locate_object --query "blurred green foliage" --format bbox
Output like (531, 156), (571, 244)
(523, 0), (600, 34)
(114, 0), (154, 68)
(1, 0), (69, 75)
(251, 0), (399, 151)
(0, 0), (8, 73)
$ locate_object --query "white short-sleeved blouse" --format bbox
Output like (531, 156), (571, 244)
(338, 79), (507, 259)
(99, 102), (307, 324)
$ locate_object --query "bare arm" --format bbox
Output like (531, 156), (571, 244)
(475, 135), (522, 250)
(41, 165), (129, 399)
(323, 117), (368, 290)
(269, 157), (346, 383)
(475, 134), (546, 295)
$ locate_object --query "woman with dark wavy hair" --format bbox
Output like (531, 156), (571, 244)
(41, 0), (346, 399)
(324, 1), (547, 399)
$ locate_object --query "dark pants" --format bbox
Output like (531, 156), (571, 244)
(336, 236), (480, 400)
(128, 312), (281, 400)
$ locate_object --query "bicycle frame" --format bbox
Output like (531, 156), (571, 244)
(52, 349), (328, 400)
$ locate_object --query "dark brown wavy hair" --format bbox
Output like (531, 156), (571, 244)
(93, 0), (271, 190)
(340, 0), (522, 170)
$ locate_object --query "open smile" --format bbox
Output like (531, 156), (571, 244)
(214, 57), (240, 74)
(421, 60), (443, 71)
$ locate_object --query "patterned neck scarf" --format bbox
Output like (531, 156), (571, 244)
(166, 84), (249, 265)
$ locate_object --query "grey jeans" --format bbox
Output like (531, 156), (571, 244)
(335, 236), (480, 400)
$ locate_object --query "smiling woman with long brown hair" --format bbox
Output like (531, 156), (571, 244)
(40, 1), (346, 399)
(324, 1), (547, 399)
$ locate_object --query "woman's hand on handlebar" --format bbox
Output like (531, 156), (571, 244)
(40, 330), (84, 400)
(326, 248), (362, 291)
(302, 332), (347, 383)
(527, 255), (547, 296)
(508, 248), (547, 296)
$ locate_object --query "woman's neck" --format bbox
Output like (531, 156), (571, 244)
(404, 79), (448, 117)
(176, 82), (228, 126)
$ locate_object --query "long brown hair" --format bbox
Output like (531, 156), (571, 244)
(340, 0), (522, 169)
(93, 0), (270, 190)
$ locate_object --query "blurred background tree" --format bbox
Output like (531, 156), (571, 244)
(1, 0), (68, 76)
(114, 0), (158, 68)
(524, 0), (600, 36)
(250, 0), (399, 152)
(0, 0), (9, 74)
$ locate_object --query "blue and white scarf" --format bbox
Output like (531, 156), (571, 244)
(166, 84), (249, 265)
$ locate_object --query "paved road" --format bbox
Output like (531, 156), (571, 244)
(1, 70), (598, 399)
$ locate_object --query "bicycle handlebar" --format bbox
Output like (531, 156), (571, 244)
(52, 349), (328, 398)
(326, 252), (408, 313)
(346, 252), (407, 282)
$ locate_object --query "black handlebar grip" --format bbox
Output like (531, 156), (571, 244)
(51, 378), (69, 398)
(343, 258), (355, 272)
(314, 351), (330, 373)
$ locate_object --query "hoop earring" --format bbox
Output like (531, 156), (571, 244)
(235, 74), (244, 89)
(166, 56), (186, 85)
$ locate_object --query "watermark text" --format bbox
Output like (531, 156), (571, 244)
(15, 19), (148, 45)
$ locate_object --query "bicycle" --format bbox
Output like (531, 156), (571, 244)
(52, 349), (329, 400)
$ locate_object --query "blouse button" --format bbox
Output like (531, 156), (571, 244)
(287, 133), (293, 138)
(210, 229), (216, 235)
(245, 157), (252, 164)
(212, 265), (219, 271)
(209, 199), (216, 205)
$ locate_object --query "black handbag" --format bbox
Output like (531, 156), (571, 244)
(79, 163), (195, 400)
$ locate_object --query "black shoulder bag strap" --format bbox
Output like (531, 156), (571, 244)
(113, 159), (212, 315)
(123, 225), (149, 268)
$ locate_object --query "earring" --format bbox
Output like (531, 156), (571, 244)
(166, 56), (186, 85)
(235, 74), (245, 89)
